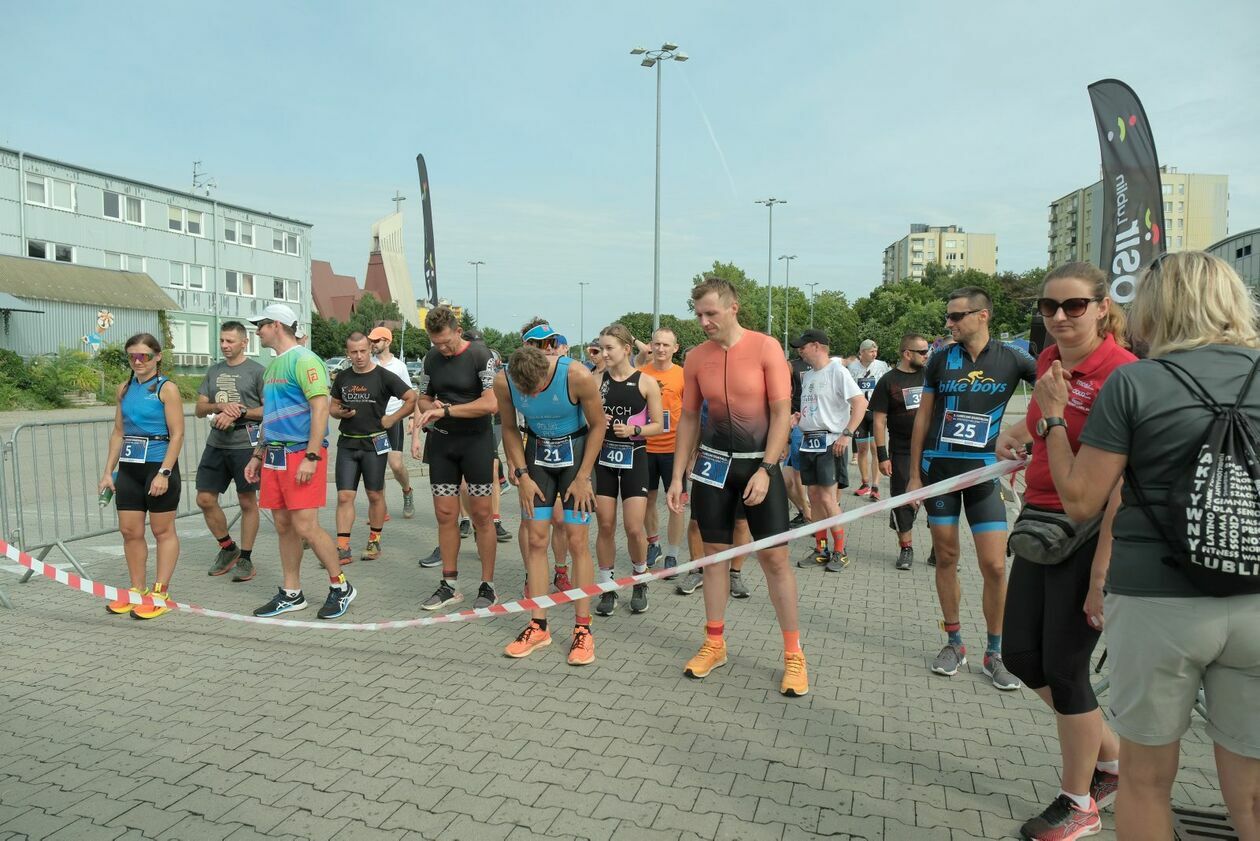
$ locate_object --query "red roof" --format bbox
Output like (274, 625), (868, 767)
(311, 260), (365, 322)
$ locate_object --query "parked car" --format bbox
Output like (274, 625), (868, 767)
(324, 356), (349, 374)
(407, 360), (425, 386)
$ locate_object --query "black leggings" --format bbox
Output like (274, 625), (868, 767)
(1002, 534), (1102, 715)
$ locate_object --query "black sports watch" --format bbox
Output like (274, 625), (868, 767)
(514, 467), (529, 479)
(1036, 417), (1068, 439)
(759, 461), (778, 474)
(305, 451), (323, 462)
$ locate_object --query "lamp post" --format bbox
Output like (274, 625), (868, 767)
(467, 260), (484, 324)
(630, 43), (689, 331)
(778, 254), (796, 350)
(755, 198), (786, 334)
(805, 282), (820, 327)
(578, 281), (590, 350)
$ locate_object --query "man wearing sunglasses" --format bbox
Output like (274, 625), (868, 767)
(907, 288), (1035, 690)
(870, 333), (931, 571)
(367, 327), (417, 519)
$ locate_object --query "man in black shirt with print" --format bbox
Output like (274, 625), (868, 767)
(870, 332), (929, 571)
(330, 332), (416, 565)
(412, 306), (501, 611)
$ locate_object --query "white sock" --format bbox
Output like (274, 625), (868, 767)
(632, 563), (647, 575)
(1060, 790), (1092, 810)
(442, 577), (458, 588)
(284, 588), (302, 599)
(482, 580), (494, 589)
(664, 544), (678, 559)
(597, 568), (613, 584)
(1096, 759), (1119, 774)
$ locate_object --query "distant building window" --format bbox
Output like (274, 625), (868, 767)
(168, 207), (184, 233)
(170, 261), (187, 288)
(273, 231), (300, 256)
(27, 240), (74, 263)
(187, 210), (203, 236)
(245, 328), (260, 356)
(945, 240), (956, 248)
(169, 207), (204, 236)
(1164, 202), (1172, 213)
(1177, 218), (1184, 229)
(1162, 184), (1172, 195)
(224, 220), (255, 246)
(189, 322), (210, 354)
(1176, 236), (1183, 248)
(1238, 245), (1253, 259)
(1177, 202), (1184, 212)
(104, 191), (143, 224)
(25, 175), (75, 210)
(1179, 183), (1185, 195)
(105, 252), (145, 272)
(225, 270), (255, 296)
(188, 265), (205, 290)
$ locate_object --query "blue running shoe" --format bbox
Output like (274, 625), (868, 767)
(645, 543), (662, 569)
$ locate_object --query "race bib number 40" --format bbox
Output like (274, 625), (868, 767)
(534, 436), (575, 468)
(690, 447), (732, 489)
(598, 440), (634, 470)
(941, 410), (991, 448)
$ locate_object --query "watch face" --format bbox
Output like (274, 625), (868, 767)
(1036, 418), (1048, 437)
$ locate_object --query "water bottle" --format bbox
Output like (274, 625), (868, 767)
(99, 471), (117, 507)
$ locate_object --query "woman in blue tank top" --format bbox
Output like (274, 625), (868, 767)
(98, 333), (185, 619)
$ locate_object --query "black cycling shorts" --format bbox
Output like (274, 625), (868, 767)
(923, 457), (1007, 534)
(645, 451), (676, 492)
(690, 458), (788, 545)
(196, 446), (259, 495)
(798, 446), (850, 489)
(115, 461), (181, 514)
(335, 444), (388, 492)
(387, 424), (404, 453)
(594, 443), (649, 500)
(888, 448), (917, 533)
(524, 433), (590, 525)
(854, 411), (875, 442)
(425, 429), (496, 497)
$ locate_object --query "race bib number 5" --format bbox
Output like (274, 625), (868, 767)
(119, 436), (149, 464)
(941, 410), (991, 448)
(690, 447), (732, 489)
(534, 436), (575, 468)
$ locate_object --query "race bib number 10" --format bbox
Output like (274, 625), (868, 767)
(941, 410), (991, 448)
(799, 431), (829, 453)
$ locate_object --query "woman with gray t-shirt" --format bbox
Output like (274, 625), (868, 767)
(1032, 251), (1260, 841)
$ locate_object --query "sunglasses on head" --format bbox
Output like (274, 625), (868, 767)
(946, 309), (982, 323)
(128, 352), (155, 363)
(1037, 297), (1100, 318)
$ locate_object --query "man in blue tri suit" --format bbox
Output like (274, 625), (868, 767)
(907, 287), (1035, 691)
(495, 344), (606, 665)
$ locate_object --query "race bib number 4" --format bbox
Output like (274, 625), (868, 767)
(372, 433), (391, 455)
(119, 436), (149, 464)
(941, 410), (991, 448)
(690, 447), (732, 489)
(903, 386), (923, 410)
(598, 440), (634, 470)
(534, 436), (575, 468)
(799, 431), (830, 453)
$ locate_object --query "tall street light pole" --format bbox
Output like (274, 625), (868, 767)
(467, 260), (484, 324)
(630, 43), (689, 331)
(578, 281), (590, 349)
(805, 282), (820, 327)
(778, 255), (796, 350)
(755, 198), (786, 335)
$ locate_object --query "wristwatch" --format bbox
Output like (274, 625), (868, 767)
(633, 425), (642, 436)
(1036, 417), (1068, 438)
(305, 451), (323, 462)
(157, 467), (172, 477)
(759, 461), (778, 474)
(443, 405), (451, 418)
(840, 429), (855, 438)
(514, 467), (529, 479)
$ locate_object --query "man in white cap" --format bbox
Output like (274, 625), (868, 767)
(244, 304), (356, 619)
(368, 326), (417, 518)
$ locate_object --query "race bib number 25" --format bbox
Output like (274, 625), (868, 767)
(940, 410), (991, 448)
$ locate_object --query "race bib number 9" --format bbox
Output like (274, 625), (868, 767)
(534, 436), (575, 468)
(598, 440), (634, 470)
(940, 410), (991, 448)
(120, 436), (149, 464)
(903, 386), (923, 410)
(264, 445), (288, 471)
(690, 447), (732, 489)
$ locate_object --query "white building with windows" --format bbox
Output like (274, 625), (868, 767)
(0, 145), (312, 366)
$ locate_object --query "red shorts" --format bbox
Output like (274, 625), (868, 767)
(259, 448), (329, 511)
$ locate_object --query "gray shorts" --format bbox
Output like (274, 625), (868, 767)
(1104, 593), (1260, 757)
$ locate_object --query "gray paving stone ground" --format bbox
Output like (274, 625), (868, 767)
(0, 445), (1226, 839)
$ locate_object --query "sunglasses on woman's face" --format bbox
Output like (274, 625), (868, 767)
(1037, 297), (1100, 318)
(527, 338), (557, 349)
(128, 352), (155, 363)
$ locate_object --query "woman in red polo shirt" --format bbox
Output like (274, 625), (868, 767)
(996, 262), (1136, 840)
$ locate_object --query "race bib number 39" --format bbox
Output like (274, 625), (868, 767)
(534, 436), (575, 468)
(858, 377), (877, 396)
(941, 410), (991, 448)
(903, 386), (923, 410)
(598, 440), (634, 470)
(690, 447), (732, 489)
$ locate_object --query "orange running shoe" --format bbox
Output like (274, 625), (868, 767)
(504, 621), (552, 658)
(684, 638), (728, 678)
(780, 650), (809, 697)
(107, 586), (146, 615)
(132, 585), (172, 621)
(567, 625), (595, 666)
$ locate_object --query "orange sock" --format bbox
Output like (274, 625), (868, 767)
(782, 630), (802, 653)
(830, 527), (845, 553)
(337, 533), (350, 551)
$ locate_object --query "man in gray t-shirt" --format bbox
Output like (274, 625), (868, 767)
(194, 322), (266, 581)
(1081, 344), (1260, 596)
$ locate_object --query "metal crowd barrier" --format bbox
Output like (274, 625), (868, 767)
(0, 410), (241, 606)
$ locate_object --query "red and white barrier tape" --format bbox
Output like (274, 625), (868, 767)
(1, 458), (1023, 631)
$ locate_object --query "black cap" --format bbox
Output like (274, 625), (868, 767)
(790, 329), (829, 348)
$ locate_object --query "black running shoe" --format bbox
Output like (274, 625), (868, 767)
(418, 546), (442, 568)
(458, 518), (472, 538)
(595, 591), (618, 616)
(789, 511), (807, 527)
(629, 583), (648, 614)
(473, 582), (497, 610)
(927, 548), (937, 567)
(896, 547), (914, 571)
(494, 521), (511, 543)
(253, 588), (307, 617)
(317, 582), (356, 619)
(422, 580), (462, 611)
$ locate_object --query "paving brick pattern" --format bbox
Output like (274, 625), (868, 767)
(0, 466), (1225, 840)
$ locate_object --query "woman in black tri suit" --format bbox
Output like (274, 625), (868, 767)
(592, 324), (663, 616)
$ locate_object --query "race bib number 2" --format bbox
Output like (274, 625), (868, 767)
(941, 410), (991, 448)
(690, 447), (732, 489)
(534, 436), (575, 468)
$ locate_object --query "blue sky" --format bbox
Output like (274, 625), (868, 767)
(6, 1), (1258, 340)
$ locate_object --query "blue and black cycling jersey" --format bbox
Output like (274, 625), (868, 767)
(921, 339), (1036, 468)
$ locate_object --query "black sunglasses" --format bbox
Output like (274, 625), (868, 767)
(254, 319), (275, 328)
(906, 348), (930, 356)
(1037, 297), (1100, 318)
(946, 309), (982, 323)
